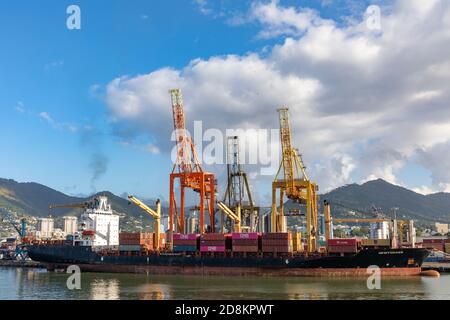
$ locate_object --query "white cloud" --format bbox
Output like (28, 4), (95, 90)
(102, 0), (450, 194)
(44, 60), (64, 71)
(193, 0), (212, 16)
(15, 101), (25, 113)
(39, 111), (78, 133)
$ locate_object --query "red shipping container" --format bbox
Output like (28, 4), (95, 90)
(261, 245), (291, 253)
(262, 239), (290, 246)
(232, 239), (258, 246)
(173, 239), (197, 246)
(201, 233), (225, 241)
(231, 233), (259, 240)
(327, 239), (357, 246)
(423, 239), (444, 244)
(262, 233), (290, 240)
(328, 245), (357, 253)
(200, 245), (226, 252)
(232, 245), (258, 252)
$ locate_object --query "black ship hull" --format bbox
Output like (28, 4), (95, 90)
(28, 245), (430, 277)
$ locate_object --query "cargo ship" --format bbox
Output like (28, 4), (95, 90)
(27, 196), (430, 277)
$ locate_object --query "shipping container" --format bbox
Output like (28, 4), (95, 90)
(328, 238), (357, 246)
(423, 238), (445, 244)
(231, 233), (259, 240)
(173, 245), (197, 252)
(201, 233), (225, 241)
(232, 245), (258, 253)
(173, 233), (199, 241)
(200, 245), (226, 252)
(232, 239), (258, 246)
(328, 245), (357, 253)
(262, 232), (290, 240)
(118, 245), (142, 252)
(261, 245), (291, 253)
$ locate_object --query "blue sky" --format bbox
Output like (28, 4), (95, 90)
(1, 0), (448, 203)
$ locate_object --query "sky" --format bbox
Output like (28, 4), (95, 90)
(1, 0), (449, 205)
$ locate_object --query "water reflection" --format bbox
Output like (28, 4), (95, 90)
(1, 267), (450, 300)
(90, 279), (120, 300)
(135, 283), (171, 300)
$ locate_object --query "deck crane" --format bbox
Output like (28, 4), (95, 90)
(169, 89), (216, 244)
(128, 196), (161, 251)
(217, 201), (241, 233)
(221, 136), (260, 233)
(272, 108), (319, 253)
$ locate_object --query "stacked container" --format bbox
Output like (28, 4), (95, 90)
(119, 232), (153, 251)
(200, 233), (226, 253)
(291, 232), (302, 252)
(173, 234), (198, 252)
(423, 238), (445, 251)
(231, 233), (259, 252)
(327, 238), (358, 253)
(261, 232), (292, 253)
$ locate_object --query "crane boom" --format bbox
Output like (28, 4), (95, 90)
(128, 196), (159, 219)
(170, 89), (202, 174)
(217, 201), (241, 232)
(49, 203), (87, 209)
(128, 195), (161, 251)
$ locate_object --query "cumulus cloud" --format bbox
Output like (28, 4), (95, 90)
(102, 0), (450, 195)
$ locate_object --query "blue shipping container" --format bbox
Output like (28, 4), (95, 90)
(173, 245), (197, 252)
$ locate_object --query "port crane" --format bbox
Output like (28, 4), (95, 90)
(0, 216), (29, 259)
(168, 89), (216, 243)
(220, 136), (260, 233)
(127, 196), (161, 251)
(272, 108), (319, 253)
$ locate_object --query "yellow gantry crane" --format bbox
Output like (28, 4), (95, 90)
(128, 196), (161, 252)
(272, 108), (319, 253)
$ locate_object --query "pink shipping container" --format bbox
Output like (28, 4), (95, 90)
(231, 233), (259, 240)
(200, 245), (226, 252)
(328, 239), (357, 246)
(173, 234), (198, 241)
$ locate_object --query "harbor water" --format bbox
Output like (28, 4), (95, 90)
(1, 267), (449, 300)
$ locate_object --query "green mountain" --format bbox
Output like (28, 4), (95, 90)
(2, 177), (450, 229)
(321, 179), (450, 227)
(0, 178), (166, 222)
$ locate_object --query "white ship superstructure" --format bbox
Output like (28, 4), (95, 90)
(76, 196), (119, 247)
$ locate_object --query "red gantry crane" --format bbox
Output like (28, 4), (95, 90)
(168, 89), (216, 245)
